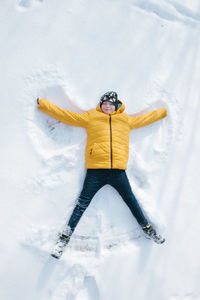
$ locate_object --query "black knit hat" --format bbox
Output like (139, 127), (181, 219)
(100, 91), (118, 110)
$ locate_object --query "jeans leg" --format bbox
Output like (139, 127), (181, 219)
(67, 170), (106, 233)
(109, 170), (148, 227)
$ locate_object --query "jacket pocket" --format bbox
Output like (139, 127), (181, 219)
(89, 143), (108, 157)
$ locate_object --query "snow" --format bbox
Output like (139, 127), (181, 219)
(1, 0), (200, 299)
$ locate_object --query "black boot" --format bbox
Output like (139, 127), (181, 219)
(51, 227), (72, 259)
(142, 224), (165, 244)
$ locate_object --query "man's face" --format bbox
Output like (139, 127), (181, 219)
(101, 101), (116, 114)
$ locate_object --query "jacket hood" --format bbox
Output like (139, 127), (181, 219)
(96, 100), (125, 115)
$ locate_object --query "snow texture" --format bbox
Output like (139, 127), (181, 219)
(1, 0), (200, 299)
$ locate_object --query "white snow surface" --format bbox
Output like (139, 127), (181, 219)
(0, 0), (200, 299)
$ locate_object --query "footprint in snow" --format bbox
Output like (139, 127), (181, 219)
(17, 0), (43, 10)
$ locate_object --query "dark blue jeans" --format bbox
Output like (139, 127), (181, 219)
(67, 169), (148, 234)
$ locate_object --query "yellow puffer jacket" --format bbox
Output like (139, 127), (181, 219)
(38, 99), (167, 170)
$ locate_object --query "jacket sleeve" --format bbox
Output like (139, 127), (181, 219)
(128, 108), (167, 130)
(37, 98), (89, 128)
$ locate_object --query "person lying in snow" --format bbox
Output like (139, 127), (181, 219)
(37, 91), (167, 259)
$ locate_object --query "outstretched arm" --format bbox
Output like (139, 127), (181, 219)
(37, 98), (89, 128)
(128, 108), (167, 130)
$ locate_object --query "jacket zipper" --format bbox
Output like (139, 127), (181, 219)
(109, 115), (113, 168)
